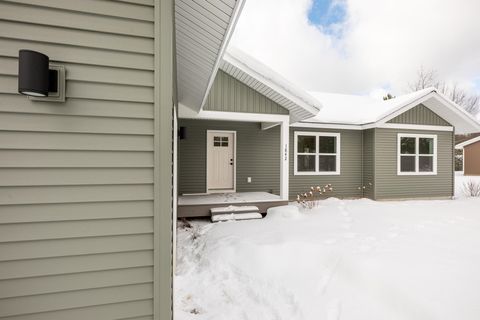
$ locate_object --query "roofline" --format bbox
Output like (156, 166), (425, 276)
(198, 0), (246, 110)
(373, 89), (436, 124)
(456, 135), (480, 149)
(299, 88), (480, 133)
(375, 89), (480, 130)
(222, 49), (322, 117)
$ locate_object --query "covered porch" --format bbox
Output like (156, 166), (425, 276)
(176, 111), (290, 218)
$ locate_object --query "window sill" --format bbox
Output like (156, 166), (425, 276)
(397, 172), (437, 176)
(294, 172), (341, 176)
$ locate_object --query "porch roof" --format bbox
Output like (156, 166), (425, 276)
(219, 47), (322, 123)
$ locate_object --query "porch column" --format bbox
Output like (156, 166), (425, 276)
(280, 119), (289, 200)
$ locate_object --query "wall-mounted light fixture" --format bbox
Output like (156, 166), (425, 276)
(18, 49), (66, 102)
(179, 127), (187, 140)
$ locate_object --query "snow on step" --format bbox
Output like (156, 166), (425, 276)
(211, 212), (262, 223)
(210, 205), (262, 222)
(210, 205), (259, 215)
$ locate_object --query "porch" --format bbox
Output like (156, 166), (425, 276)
(177, 192), (288, 218)
(176, 110), (290, 218)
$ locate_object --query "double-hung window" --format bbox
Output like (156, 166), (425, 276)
(397, 133), (437, 175)
(294, 132), (340, 175)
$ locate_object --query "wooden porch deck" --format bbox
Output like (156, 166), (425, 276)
(177, 192), (288, 218)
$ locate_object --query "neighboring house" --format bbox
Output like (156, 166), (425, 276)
(177, 49), (480, 217)
(0, 0), (245, 319)
(456, 136), (480, 175)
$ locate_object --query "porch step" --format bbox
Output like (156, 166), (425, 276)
(210, 205), (262, 222)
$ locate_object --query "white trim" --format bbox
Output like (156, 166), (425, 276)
(397, 133), (438, 176)
(206, 130), (237, 193)
(280, 119), (289, 200)
(294, 131), (341, 176)
(199, 0), (246, 110)
(455, 135), (480, 149)
(374, 123), (454, 132)
(295, 121), (454, 132)
(292, 122), (362, 130)
(179, 106), (290, 123)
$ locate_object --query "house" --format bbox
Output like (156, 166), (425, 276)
(177, 49), (480, 217)
(0, 0), (246, 319)
(456, 136), (480, 175)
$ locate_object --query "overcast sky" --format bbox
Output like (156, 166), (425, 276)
(230, 0), (480, 98)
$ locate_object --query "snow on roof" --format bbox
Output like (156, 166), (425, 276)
(220, 47), (322, 123)
(455, 135), (480, 149)
(305, 88), (436, 125)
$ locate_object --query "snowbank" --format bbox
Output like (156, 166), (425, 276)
(175, 178), (480, 320)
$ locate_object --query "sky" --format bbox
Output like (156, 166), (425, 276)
(229, 0), (480, 98)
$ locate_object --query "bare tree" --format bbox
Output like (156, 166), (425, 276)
(408, 66), (480, 115)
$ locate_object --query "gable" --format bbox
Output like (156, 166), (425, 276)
(388, 104), (451, 126)
(204, 70), (289, 115)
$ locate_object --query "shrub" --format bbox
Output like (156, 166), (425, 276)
(296, 184), (333, 209)
(463, 180), (480, 197)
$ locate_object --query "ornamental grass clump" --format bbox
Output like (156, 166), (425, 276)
(296, 184), (333, 209)
(463, 180), (480, 197)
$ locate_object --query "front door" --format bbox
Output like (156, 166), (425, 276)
(207, 131), (235, 192)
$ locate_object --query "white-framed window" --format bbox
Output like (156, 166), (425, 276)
(294, 131), (341, 175)
(397, 133), (437, 175)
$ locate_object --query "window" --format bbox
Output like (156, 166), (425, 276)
(294, 132), (340, 175)
(213, 136), (228, 147)
(397, 134), (437, 175)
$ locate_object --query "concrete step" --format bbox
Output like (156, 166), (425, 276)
(210, 205), (259, 216)
(211, 212), (262, 223)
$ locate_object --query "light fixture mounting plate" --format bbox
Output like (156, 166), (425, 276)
(29, 64), (66, 103)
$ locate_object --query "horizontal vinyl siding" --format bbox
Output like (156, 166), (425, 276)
(374, 128), (454, 199)
(178, 119), (281, 195)
(289, 128), (363, 200)
(388, 104), (451, 126)
(0, 1), (155, 319)
(362, 129), (375, 199)
(204, 70), (289, 115)
(463, 142), (480, 175)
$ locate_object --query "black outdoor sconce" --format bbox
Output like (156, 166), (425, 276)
(179, 126), (187, 140)
(18, 49), (66, 102)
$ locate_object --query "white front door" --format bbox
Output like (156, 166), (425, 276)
(207, 131), (235, 192)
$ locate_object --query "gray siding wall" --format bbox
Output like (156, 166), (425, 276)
(374, 128), (454, 199)
(204, 70), (289, 115)
(362, 129), (375, 199)
(179, 119), (281, 195)
(0, 1), (162, 319)
(289, 128), (363, 200)
(388, 104), (451, 126)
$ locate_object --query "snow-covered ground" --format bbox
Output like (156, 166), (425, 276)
(175, 174), (480, 320)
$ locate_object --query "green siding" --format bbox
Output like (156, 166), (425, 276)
(374, 128), (454, 199)
(204, 70), (289, 115)
(289, 128), (363, 200)
(388, 104), (451, 126)
(178, 119), (280, 195)
(0, 1), (162, 319)
(362, 129), (375, 199)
